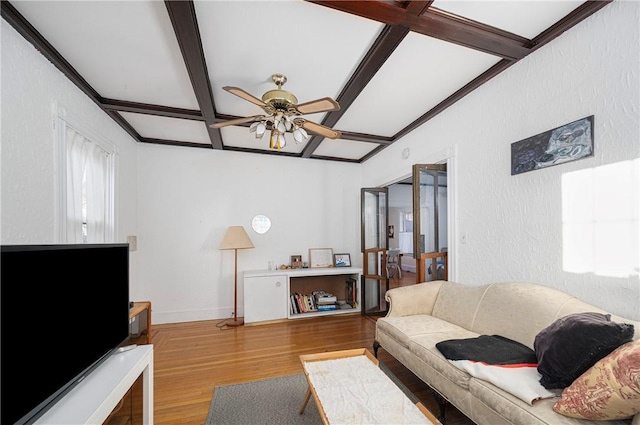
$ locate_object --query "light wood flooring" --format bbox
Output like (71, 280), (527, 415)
(115, 271), (474, 425)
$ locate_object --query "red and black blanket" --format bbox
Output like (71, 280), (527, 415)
(436, 335), (556, 404)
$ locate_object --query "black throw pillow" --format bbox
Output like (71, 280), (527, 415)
(534, 312), (634, 389)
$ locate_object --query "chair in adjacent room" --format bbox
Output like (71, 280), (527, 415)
(386, 249), (402, 280)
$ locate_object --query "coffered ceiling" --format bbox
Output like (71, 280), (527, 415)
(2, 1), (611, 162)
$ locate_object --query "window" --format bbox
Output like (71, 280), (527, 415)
(401, 211), (413, 233)
(56, 108), (116, 243)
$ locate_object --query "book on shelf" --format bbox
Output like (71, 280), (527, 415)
(290, 292), (319, 314)
(314, 290), (337, 304)
(317, 304), (337, 311)
(345, 277), (357, 308)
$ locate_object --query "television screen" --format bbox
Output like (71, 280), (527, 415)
(0, 243), (130, 424)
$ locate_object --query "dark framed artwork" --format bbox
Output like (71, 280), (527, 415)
(511, 116), (594, 175)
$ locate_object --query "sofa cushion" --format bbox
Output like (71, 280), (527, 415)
(553, 339), (640, 420)
(470, 282), (576, 349)
(534, 312), (635, 389)
(408, 330), (479, 389)
(376, 314), (470, 348)
(431, 281), (488, 330)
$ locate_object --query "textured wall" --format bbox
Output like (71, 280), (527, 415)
(1, 21), (140, 291)
(363, 1), (639, 320)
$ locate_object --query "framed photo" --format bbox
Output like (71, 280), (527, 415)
(290, 255), (303, 269)
(334, 253), (351, 267)
(309, 248), (333, 268)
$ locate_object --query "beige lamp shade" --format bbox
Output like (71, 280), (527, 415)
(219, 226), (255, 250)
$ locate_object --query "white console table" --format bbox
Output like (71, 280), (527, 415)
(244, 267), (362, 324)
(35, 345), (153, 425)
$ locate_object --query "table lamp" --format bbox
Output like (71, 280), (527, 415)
(219, 226), (255, 326)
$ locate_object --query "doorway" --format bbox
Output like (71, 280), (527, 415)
(361, 162), (451, 315)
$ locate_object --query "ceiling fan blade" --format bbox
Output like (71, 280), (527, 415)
(210, 115), (261, 128)
(301, 120), (341, 139)
(223, 86), (266, 108)
(295, 97), (340, 115)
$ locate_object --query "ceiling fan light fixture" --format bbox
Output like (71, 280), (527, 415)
(250, 121), (267, 139)
(269, 129), (286, 150)
(292, 127), (308, 144)
(215, 74), (341, 150)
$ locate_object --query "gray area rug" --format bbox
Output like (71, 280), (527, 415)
(205, 362), (418, 425)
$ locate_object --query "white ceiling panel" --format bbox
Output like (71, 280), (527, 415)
(313, 139), (379, 160)
(196, 0), (383, 120)
(12, 1), (199, 109)
(120, 112), (210, 145)
(335, 31), (500, 137)
(432, 1), (584, 39)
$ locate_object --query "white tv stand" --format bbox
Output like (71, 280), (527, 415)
(244, 267), (362, 324)
(35, 344), (153, 424)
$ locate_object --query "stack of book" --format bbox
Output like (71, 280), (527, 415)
(314, 290), (337, 311)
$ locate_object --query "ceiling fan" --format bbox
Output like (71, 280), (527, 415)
(210, 74), (341, 150)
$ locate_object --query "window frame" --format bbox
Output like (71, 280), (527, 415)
(54, 104), (118, 243)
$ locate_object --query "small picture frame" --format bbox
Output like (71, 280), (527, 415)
(290, 255), (303, 269)
(309, 248), (334, 268)
(334, 253), (351, 267)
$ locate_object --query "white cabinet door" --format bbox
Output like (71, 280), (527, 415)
(244, 274), (288, 324)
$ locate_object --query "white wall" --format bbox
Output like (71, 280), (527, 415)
(1, 22), (140, 290)
(136, 144), (362, 323)
(3, 1), (638, 324)
(362, 1), (640, 320)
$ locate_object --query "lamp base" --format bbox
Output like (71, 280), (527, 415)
(226, 318), (244, 327)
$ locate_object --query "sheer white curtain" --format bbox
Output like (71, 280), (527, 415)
(65, 126), (110, 243)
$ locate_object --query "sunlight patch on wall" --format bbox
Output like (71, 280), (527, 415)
(562, 159), (639, 277)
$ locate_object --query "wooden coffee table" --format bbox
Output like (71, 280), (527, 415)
(299, 348), (441, 425)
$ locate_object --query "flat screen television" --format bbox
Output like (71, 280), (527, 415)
(1, 243), (130, 424)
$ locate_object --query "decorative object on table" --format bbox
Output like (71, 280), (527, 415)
(210, 74), (341, 150)
(308, 248), (333, 268)
(511, 115), (594, 175)
(250, 214), (271, 234)
(290, 255), (303, 269)
(219, 226), (255, 326)
(334, 253), (351, 267)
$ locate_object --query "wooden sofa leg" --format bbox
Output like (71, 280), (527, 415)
(433, 391), (447, 424)
(373, 341), (380, 358)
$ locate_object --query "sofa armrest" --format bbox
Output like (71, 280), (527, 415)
(385, 281), (445, 317)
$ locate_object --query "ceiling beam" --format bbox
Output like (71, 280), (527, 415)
(392, 0), (613, 142)
(302, 24), (410, 158)
(165, 0), (223, 149)
(101, 99), (204, 121)
(0, 1), (146, 144)
(308, 1), (532, 60)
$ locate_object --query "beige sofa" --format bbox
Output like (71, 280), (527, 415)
(374, 280), (639, 425)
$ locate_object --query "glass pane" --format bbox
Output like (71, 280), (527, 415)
(363, 190), (387, 250)
(363, 277), (386, 314)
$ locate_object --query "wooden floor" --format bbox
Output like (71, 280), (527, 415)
(115, 270), (474, 425)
